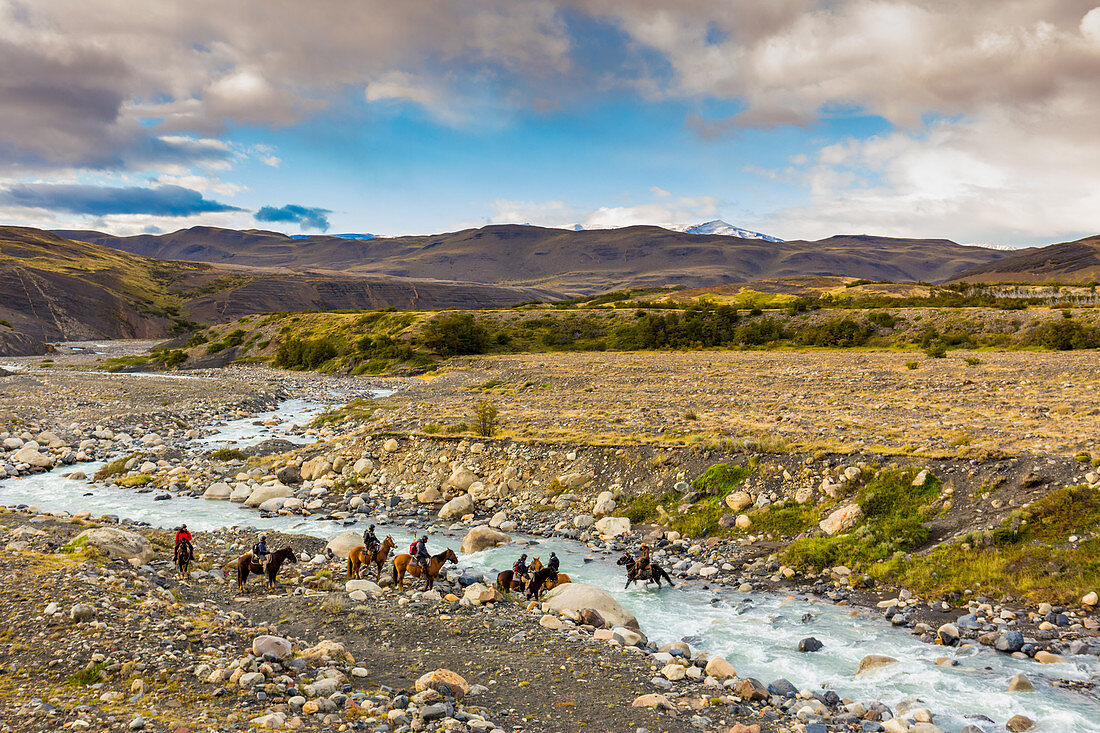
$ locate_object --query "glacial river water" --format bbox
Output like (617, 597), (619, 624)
(2, 398), (1098, 732)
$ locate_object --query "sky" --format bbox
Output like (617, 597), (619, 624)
(1, 1), (1099, 247)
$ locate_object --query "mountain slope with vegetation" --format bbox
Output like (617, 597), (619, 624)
(58, 224), (1008, 292)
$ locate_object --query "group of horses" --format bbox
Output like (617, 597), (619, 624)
(495, 556), (572, 600)
(173, 534), (674, 596)
(347, 534), (458, 591)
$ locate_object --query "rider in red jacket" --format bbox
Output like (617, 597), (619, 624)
(175, 525), (192, 547)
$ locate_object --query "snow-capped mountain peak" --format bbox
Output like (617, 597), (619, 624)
(678, 220), (783, 242)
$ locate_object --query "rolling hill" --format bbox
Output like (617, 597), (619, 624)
(949, 235), (1100, 283)
(57, 225), (1007, 292)
(0, 227), (559, 354)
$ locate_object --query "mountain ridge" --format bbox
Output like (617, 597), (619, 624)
(55, 223), (1008, 293)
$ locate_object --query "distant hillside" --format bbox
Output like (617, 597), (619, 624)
(950, 236), (1100, 283)
(0, 227), (214, 351)
(0, 227), (560, 354)
(58, 225), (1006, 292)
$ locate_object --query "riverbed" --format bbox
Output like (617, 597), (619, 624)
(1, 398), (1098, 732)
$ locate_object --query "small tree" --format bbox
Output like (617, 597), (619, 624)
(472, 399), (499, 437)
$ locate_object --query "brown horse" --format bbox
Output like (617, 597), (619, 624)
(174, 541), (193, 579)
(347, 535), (396, 581)
(526, 557), (572, 599)
(236, 547), (297, 593)
(496, 569), (528, 594)
(392, 548), (457, 591)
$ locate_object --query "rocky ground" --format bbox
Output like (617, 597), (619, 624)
(2, 347), (1100, 732)
(0, 512), (799, 733)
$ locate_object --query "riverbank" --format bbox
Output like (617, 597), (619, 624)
(0, 510), (795, 733)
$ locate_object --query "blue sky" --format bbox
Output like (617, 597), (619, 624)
(2, 2), (1099, 247)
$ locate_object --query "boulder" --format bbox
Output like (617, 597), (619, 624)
(229, 484), (252, 502)
(415, 669), (468, 700)
(995, 630), (1025, 653)
(819, 502), (864, 536)
(557, 472), (594, 489)
(593, 516), (631, 537)
(382, 438), (399, 452)
(855, 655), (898, 675)
(463, 583), (502, 605)
(735, 514), (752, 530)
(936, 623), (959, 646)
(418, 486), (442, 504)
(203, 482), (232, 500)
(252, 635), (292, 660)
(244, 482), (292, 507)
(70, 603), (96, 622)
(539, 614), (563, 630)
(1083, 591), (1098, 606)
(299, 640), (352, 664)
(12, 447), (53, 468)
(325, 531), (363, 560)
(573, 514), (595, 529)
(75, 527), (153, 563)
(542, 583), (638, 630)
(632, 694), (674, 710)
(448, 466), (478, 491)
(345, 579), (383, 597)
(1008, 673), (1034, 692)
(704, 656), (736, 679)
(238, 672), (266, 688)
(798, 637), (823, 653)
(439, 493), (475, 520)
(1033, 650), (1063, 664)
(577, 608), (607, 628)
(460, 526), (510, 554)
(661, 663), (686, 681)
(1006, 715), (1035, 732)
(735, 678), (769, 701)
(725, 491), (753, 512)
(353, 458), (374, 476)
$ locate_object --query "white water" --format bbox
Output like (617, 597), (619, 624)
(1, 402), (1098, 732)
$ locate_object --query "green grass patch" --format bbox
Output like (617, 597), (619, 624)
(620, 463), (752, 537)
(209, 448), (246, 461)
(783, 467), (940, 571)
(93, 454), (139, 481)
(115, 474), (153, 487)
(66, 662), (106, 687)
(748, 504), (821, 538)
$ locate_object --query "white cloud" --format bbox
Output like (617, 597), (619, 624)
(486, 191), (723, 230)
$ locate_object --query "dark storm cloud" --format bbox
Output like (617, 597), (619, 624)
(0, 183), (243, 216)
(255, 204), (332, 231)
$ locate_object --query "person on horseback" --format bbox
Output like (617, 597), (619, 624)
(253, 533), (270, 573)
(546, 551), (560, 581)
(362, 524), (379, 554)
(637, 543), (652, 576)
(512, 553), (530, 584)
(175, 524), (192, 551)
(410, 535), (429, 569)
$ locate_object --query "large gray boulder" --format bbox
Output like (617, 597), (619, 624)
(819, 502), (863, 535)
(439, 493), (475, 520)
(203, 482), (232, 500)
(12, 446), (53, 468)
(594, 516), (631, 537)
(245, 483), (292, 507)
(460, 526), (510, 554)
(75, 527), (154, 563)
(325, 531), (362, 560)
(542, 582), (638, 630)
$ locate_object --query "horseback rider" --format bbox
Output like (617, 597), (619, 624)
(362, 524), (379, 555)
(253, 533), (270, 573)
(546, 551), (560, 581)
(410, 535), (430, 569)
(512, 553), (530, 584)
(637, 543), (652, 577)
(174, 524), (192, 560)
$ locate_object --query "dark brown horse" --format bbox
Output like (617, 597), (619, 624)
(236, 546), (297, 593)
(617, 552), (674, 589)
(526, 557), (572, 599)
(174, 541), (193, 579)
(347, 535), (396, 581)
(392, 548), (457, 591)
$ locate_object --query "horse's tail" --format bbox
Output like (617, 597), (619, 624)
(661, 567), (675, 587)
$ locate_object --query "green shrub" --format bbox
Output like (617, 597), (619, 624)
(471, 399), (499, 437)
(420, 313), (490, 356)
(275, 337), (339, 369)
(209, 448), (246, 461)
